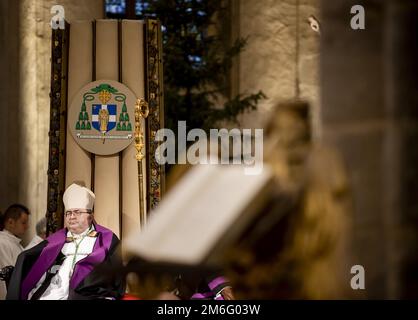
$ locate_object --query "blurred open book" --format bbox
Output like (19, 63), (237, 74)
(125, 164), (274, 266)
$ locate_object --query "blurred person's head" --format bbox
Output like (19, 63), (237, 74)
(35, 217), (47, 239)
(0, 204), (30, 238)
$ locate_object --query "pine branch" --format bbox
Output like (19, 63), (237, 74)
(141, 0), (266, 135)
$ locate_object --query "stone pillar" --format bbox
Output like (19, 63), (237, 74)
(238, 0), (320, 138)
(0, 0), (20, 212)
(385, 0), (418, 299)
(0, 0), (103, 244)
(321, 0), (418, 298)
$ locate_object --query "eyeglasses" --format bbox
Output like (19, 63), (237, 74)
(64, 210), (92, 218)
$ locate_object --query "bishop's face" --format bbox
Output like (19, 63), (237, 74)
(65, 208), (93, 234)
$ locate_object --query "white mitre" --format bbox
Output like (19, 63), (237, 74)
(63, 183), (95, 210)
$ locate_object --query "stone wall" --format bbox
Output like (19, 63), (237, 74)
(237, 0), (320, 138)
(321, 0), (418, 298)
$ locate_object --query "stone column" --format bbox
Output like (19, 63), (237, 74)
(0, 0), (20, 212)
(238, 0), (320, 138)
(320, 0), (418, 298)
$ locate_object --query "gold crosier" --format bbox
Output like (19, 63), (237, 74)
(135, 98), (149, 226)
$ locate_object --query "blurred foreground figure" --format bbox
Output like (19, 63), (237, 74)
(225, 101), (352, 299)
(7, 184), (125, 300)
(124, 101), (352, 299)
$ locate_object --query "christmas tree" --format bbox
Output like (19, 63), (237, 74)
(139, 0), (266, 132)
